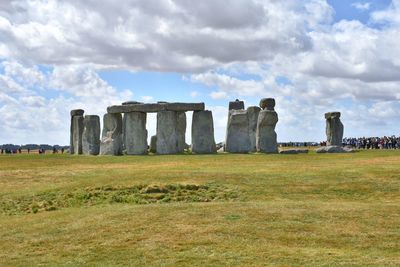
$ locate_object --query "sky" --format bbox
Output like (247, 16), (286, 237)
(1, 0), (400, 145)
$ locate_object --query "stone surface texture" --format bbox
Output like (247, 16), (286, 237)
(279, 149), (309, 154)
(177, 112), (187, 152)
(259, 98), (275, 110)
(150, 135), (157, 153)
(100, 113), (123, 155)
(124, 112), (148, 155)
(71, 115), (84, 155)
(256, 109), (278, 153)
(325, 112), (344, 146)
(225, 110), (251, 153)
(228, 99), (245, 110)
(192, 110), (216, 154)
(82, 115), (100, 155)
(316, 146), (353, 153)
(156, 111), (181, 154)
(247, 106), (261, 152)
(107, 102), (204, 114)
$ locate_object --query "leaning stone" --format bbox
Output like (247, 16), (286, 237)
(124, 112), (148, 155)
(325, 112), (344, 146)
(177, 112), (187, 152)
(82, 115), (100, 155)
(259, 98), (275, 110)
(100, 113), (123, 155)
(156, 111), (180, 154)
(71, 115), (84, 155)
(192, 110), (216, 154)
(247, 106), (261, 152)
(229, 99), (245, 110)
(225, 110), (251, 153)
(150, 135), (157, 153)
(256, 109), (278, 153)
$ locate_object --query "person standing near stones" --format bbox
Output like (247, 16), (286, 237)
(256, 98), (279, 153)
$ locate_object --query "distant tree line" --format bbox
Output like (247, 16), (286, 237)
(0, 144), (69, 150)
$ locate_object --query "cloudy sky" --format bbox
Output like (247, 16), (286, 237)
(1, 0), (399, 145)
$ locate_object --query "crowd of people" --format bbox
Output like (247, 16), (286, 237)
(0, 147), (65, 154)
(342, 136), (400, 149)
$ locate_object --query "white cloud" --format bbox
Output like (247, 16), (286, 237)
(190, 91), (199, 98)
(209, 91), (228, 100)
(141, 96), (154, 102)
(351, 2), (371, 11)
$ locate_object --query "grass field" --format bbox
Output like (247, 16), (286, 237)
(0, 150), (399, 266)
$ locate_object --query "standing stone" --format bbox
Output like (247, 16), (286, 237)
(156, 111), (180, 154)
(229, 99), (245, 110)
(256, 98), (278, 153)
(177, 112), (187, 152)
(100, 113), (123, 155)
(150, 135), (157, 153)
(325, 112), (344, 146)
(82, 115), (100, 155)
(192, 110), (216, 154)
(225, 110), (251, 153)
(122, 101), (143, 150)
(70, 109), (84, 154)
(247, 106), (261, 152)
(124, 112), (148, 155)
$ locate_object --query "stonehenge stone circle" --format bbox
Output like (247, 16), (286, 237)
(107, 102), (205, 114)
(70, 109), (84, 154)
(225, 110), (251, 153)
(177, 112), (187, 152)
(259, 98), (275, 111)
(229, 99), (245, 110)
(82, 115), (100, 155)
(256, 100), (278, 153)
(156, 111), (181, 154)
(150, 135), (157, 153)
(100, 113), (123, 155)
(192, 110), (216, 154)
(247, 106), (261, 152)
(325, 112), (344, 146)
(124, 112), (148, 155)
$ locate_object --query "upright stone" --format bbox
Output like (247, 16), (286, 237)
(82, 115), (100, 155)
(125, 112), (148, 155)
(177, 112), (187, 152)
(229, 99), (245, 110)
(256, 98), (278, 153)
(247, 106), (261, 152)
(100, 113), (123, 155)
(325, 112), (344, 146)
(70, 109), (84, 154)
(156, 111), (180, 154)
(225, 110), (251, 153)
(149, 135), (157, 153)
(122, 101), (143, 150)
(192, 110), (216, 154)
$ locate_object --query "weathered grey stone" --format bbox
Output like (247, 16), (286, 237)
(247, 106), (261, 152)
(325, 112), (344, 146)
(192, 110), (216, 154)
(279, 149), (309, 154)
(100, 113), (123, 155)
(225, 110), (251, 153)
(259, 98), (275, 110)
(177, 112), (187, 152)
(71, 115), (84, 155)
(107, 102), (204, 114)
(70, 109), (84, 117)
(150, 135), (157, 153)
(124, 112), (148, 155)
(229, 99), (245, 110)
(256, 109), (278, 153)
(316, 146), (353, 153)
(122, 101), (143, 105)
(156, 111), (181, 154)
(82, 115), (100, 155)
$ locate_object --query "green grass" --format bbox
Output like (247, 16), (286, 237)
(0, 150), (399, 266)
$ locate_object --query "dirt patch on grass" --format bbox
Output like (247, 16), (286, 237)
(1, 183), (240, 215)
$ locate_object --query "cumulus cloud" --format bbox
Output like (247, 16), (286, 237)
(351, 2), (371, 11)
